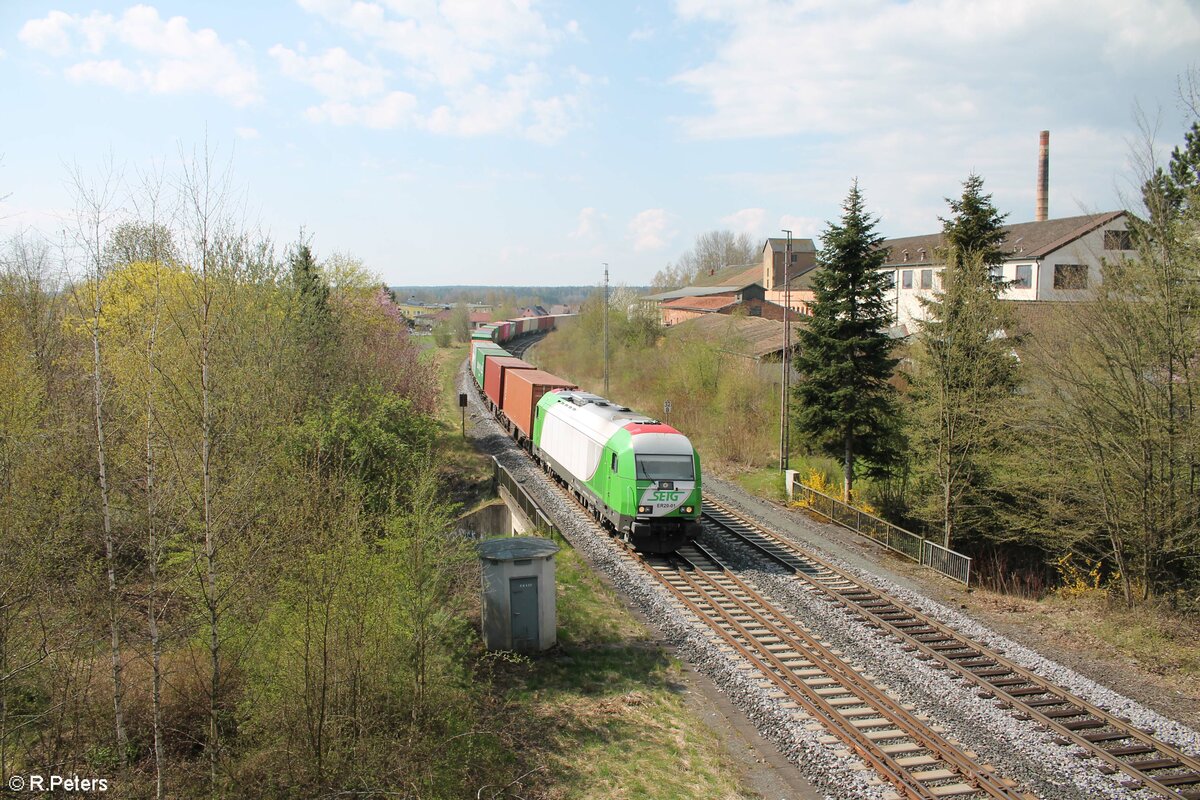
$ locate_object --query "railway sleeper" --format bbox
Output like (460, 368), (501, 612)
(1128, 758), (1183, 770)
(926, 783), (982, 797)
(1028, 700), (1077, 711)
(1061, 719), (1107, 731)
(1104, 744), (1156, 756)
(912, 768), (959, 782)
(1157, 772), (1200, 786)
(989, 677), (1032, 687)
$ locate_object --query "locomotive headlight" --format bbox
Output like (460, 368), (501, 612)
(637, 505), (650, 514)
(683, 505), (694, 514)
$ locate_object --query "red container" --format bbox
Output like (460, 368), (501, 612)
(484, 356), (534, 407)
(502, 369), (576, 437)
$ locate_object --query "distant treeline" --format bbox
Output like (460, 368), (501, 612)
(392, 285), (647, 307)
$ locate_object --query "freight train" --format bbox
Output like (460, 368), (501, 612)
(470, 316), (702, 553)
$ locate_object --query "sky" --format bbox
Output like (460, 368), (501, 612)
(1, 0), (1198, 287)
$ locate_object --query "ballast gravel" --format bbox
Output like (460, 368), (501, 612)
(703, 482), (1200, 800)
(460, 364), (1198, 799)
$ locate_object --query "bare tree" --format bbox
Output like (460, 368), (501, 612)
(67, 158), (129, 761)
(652, 230), (757, 290)
(178, 141), (234, 792)
(128, 166), (177, 800)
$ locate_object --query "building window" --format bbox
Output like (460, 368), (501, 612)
(1054, 263), (1088, 290)
(1104, 229), (1132, 250)
(748, 306), (761, 316)
(920, 269), (933, 289)
(883, 271), (895, 289)
(901, 270), (913, 289)
(791, 253), (798, 262)
(989, 263), (1003, 281)
(1014, 264), (1032, 289)
(902, 249), (910, 262)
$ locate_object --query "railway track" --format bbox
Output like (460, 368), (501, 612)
(502, 331), (545, 359)
(641, 541), (1032, 800)
(701, 496), (1200, 800)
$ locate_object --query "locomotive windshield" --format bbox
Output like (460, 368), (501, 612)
(635, 454), (695, 481)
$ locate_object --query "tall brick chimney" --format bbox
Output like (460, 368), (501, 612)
(1036, 130), (1049, 222)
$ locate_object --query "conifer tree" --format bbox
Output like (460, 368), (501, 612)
(909, 248), (1019, 549)
(289, 238), (335, 400)
(794, 181), (902, 502)
(912, 175), (1020, 548)
(940, 173), (1008, 268)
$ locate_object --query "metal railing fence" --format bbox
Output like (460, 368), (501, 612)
(492, 457), (562, 543)
(789, 476), (971, 586)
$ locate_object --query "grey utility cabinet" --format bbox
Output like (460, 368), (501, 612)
(477, 536), (559, 652)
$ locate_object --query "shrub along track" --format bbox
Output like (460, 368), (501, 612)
(701, 496), (1200, 800)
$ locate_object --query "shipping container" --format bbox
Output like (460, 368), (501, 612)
(502, 369), (577, 438)
(470, 339), (508, 365)
(483, 356), (535, 407)
(472, 344), (509, 387)
(471, 327), (495, 341)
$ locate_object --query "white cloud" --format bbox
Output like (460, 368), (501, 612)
(720, 207), (764, 235)
(628, 26), (654, 42)
(673, 0), (1200, 140)
(235, 126), (260, 140)
(284, 0), (585, 141)
(677, 0), (1199, 236)
(19, 5), (259, 106)
(306, 91), (419, 129)
(19, 10), (77, 56)
(628, 208), (675, 252)
(64, 59), (138, 91)
(778, 215), (823, 240)
(570, 207), (605, 239)
(269, 45), (388, 100)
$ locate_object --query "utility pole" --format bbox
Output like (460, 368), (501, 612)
(603, 263), (610, 396)
(779, 230), (792, 472)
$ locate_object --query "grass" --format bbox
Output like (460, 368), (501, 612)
(426, 341), (495, 509)
(986, 590), (1200, 680)
(504, 545), (754, 800)
(723, 453), (849, 504)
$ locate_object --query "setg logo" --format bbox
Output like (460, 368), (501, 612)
(640, 482), (694, 515)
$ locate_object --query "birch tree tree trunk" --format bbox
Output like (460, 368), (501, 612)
(69, 162), (128, 762)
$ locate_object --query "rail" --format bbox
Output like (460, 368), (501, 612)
(492, 457), (562, 543)
(788, 475), (971, 586)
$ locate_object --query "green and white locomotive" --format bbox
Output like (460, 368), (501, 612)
(531, 390), (701, 553)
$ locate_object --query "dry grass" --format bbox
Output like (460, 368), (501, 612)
(506, 546), (755, 800)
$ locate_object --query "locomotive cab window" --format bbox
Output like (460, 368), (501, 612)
(611, 453), (618, 472)
(635, 455), (694, 481)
